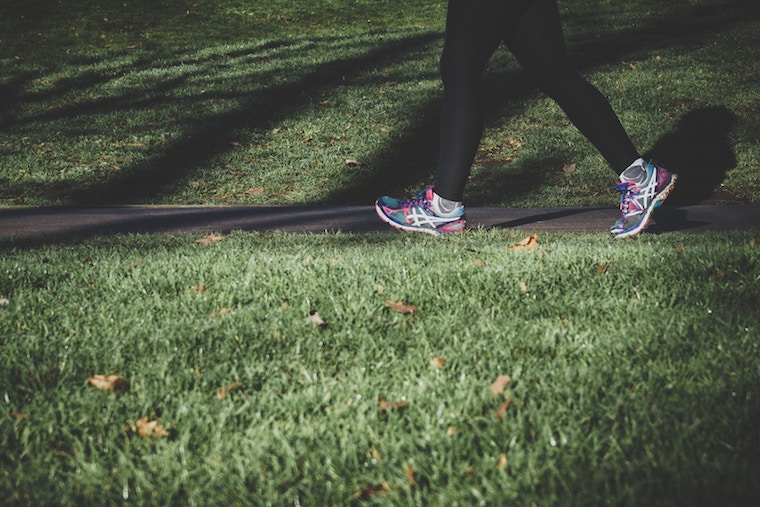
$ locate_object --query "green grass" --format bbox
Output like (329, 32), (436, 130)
(1, 230), (759, 505)
(2, 1), (760, 505)
(1, 0), (759, 206)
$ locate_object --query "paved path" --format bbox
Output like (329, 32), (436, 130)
(0, 205), (757, 241)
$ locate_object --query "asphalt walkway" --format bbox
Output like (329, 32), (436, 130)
(0, 205), (757, 242)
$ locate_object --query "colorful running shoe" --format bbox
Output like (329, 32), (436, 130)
(610, 163), (677, 238)
(375, 186), (466, 235)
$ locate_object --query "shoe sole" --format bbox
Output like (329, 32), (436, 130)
(374, 202), (459, 236)
(614, 174), (678, 239)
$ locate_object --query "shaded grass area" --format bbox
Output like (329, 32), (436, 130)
(0, 0), (758, 207)
(1, 230), (759, 505)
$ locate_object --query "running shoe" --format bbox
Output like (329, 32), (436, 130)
(375, 186), (466, 235)
(610, 163), (677, 238)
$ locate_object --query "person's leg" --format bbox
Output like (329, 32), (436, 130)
(506, 0), (676, 238)
(505, 0), (640, 174)
(433, 0), (509, 203)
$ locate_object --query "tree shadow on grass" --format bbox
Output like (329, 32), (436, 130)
(1, 0), (757, 209)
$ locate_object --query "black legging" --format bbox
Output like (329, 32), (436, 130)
(435, 0), (640, 202)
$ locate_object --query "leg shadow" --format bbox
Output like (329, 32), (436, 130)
(646, 106), (738, 205)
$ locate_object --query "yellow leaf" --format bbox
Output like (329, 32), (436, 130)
(87, 374), (130, 394)
(489, 375), (511, 395)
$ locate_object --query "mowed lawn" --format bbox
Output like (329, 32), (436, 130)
(1, 0), (760, 505)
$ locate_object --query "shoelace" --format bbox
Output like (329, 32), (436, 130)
(401, 190), (432, 211)
(616, 181), (639, 217)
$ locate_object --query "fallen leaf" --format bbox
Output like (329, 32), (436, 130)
(87, 374), (130, 394)
(11, 411), (27, 420)
(509, 234), (538, 250)
(494, 397), (513, 420)
(385, 300), (417, 315)
(447, 425), (457, 437)
(596, 262), (611, 274)
(354, 482), (392, 499)
(519, 281), (529, 293)
(562, 163), (576, 174)
(378, 397), (409, 415)
(132, 416), (169, 439)
(245, 187), (264, 195)
(211, 307), (231, 317)
(429, 357), (446, 369)
(216, 382), (245, 400)
(195, 233), (225, 244)
(345, 159), (362, 167)
(309, 310), (327, 327)
(406, 467), (416, 486)
(0, 297), (9, 306)
(489, 375), (511, 395)
(497, 453), (508, 469)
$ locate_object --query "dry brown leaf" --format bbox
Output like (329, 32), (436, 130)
(378, 397), (409, 415)
(596, 262), (611, 274)
(195, 233), (226, 244)
(87, 374), (130, 394)
(132, 416), (169, 439)
(497, 453), (508, 469)
(494, 397), (513, 420)
(385, 300), (417, 315)
(345, 158), (362, 167)
(447, 425), (457, 437)
(406, 466), (416, 486)
(11, 411), (27, 420)
(489, 375), (511, 395)
(519, 281), (529, 293)
(429, 356), (446, 369)
(509, 234), (538, 250)
(245, 187), (264, 195)
(354, 482), (392, 499)
(562, 163), (577, 174)
(216, 382), (245, 400)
